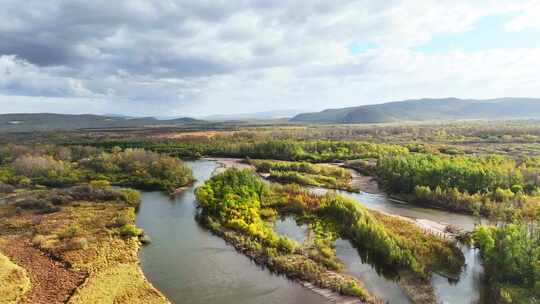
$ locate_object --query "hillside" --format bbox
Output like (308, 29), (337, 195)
(291, 98), (540, 123)
(0, 113), (205, 132)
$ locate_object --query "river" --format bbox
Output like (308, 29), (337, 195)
(312, 188), (485, 304)
(136, 160), (328, 304)
(137, 160), (484, 304)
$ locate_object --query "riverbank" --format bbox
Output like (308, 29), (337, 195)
(213, 157), (461, 238)
(195, 168), (381, 303)
(0, 188), (170, 304)
(205, 157), (253, 171)
(345, 167), (381, 194)
(196, 167), (466, 304)
(197, 215), (378, 304)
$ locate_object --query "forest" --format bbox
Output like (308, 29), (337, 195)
(473, 221), (540, 302)
(0, 144), (193, 193)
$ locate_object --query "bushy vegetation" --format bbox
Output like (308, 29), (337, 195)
(268, 185), (463, 278)
(377, 152), (540, 219)
(377, 153), (523, 194)
(0, 145), (193, 192)
(11, 155), (80, 187)
(79, 148), (193, 191)
(196, 169), (463, 302)
(248, 159), (355, 191)
(196, 169), (295, 253)
(83, 138), (406, 163)
(195, 169), (375, 302)
(72, 131), (540, 217)
(6, 120), (540, 303)
(473, 221), (540, 303)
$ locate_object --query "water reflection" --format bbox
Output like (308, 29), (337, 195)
(431, 245), (485, 304)
(273, 217), (308, 244)
(273, 216), (411, 304)
(137, 160), (328, 304)
(137, 160), (485, 304)
(334, 239), (412, 304)
(310, 187), (485, 304)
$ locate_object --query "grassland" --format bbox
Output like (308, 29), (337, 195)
(0, 187), (169, 304)
(0, 251), (31, 304)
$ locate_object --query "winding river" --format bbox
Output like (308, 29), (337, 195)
(137, 160), (485, 304)
(137, 160), (328, 304)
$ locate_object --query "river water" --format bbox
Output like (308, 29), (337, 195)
(137, 160), (484, 304)
(312, 188), (485, 304)
(136, 160), (328, 304)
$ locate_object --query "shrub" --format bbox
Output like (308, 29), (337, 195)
(114, 209), (135, 227)
(119, 224), (142, 237)
(58, 225), (81, 240)
(90, 180), (110, 189)
(18, 177), (32, 187)
(511, 184), (524, 194)
(50, 194), (73, 205)
(79, 148), (194, 191)
(117, 189), (140, 207)
(341, 281), (369, 299)
(0, 183), (14, 193)
(15, 198), (49, 210)
(67, 237), (89, 250)
(31, 235), (46, 247)
(277, 236), (296, 253)
(11, 155), (80, 187)
(260, 208), (277, 220)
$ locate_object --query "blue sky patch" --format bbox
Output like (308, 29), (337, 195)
(414, 13), (540, 53)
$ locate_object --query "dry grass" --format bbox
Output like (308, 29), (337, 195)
(0, 190), (169, 304)
(68, 263), (167, 304)
(34, 203), (168, 303)
(152, 130), (227, 139)
(0, 250), (31, 304)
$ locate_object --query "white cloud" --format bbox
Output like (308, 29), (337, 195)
(0, 0), (539, 115)
(504, 0), (540, 31)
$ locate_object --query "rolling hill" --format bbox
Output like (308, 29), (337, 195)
(0, 113), (205, 132)
(291, 98), (540, 123)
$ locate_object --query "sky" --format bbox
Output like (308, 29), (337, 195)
(1, 0), (539, 116)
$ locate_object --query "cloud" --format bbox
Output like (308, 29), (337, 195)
(0, 0), (539, 115)
(504, 0), (540, 31)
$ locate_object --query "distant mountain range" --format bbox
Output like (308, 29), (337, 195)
(0, 113), (204, 133)
(291, 98), (540, 123)
(3, 98), (540, 132)
(201, 109), (305, 121)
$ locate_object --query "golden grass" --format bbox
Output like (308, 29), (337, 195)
(37, 203), (168, 304)
(68, 263), (167, 304)
(1, 190), (169, 304)
(0, 251), (31, 304)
